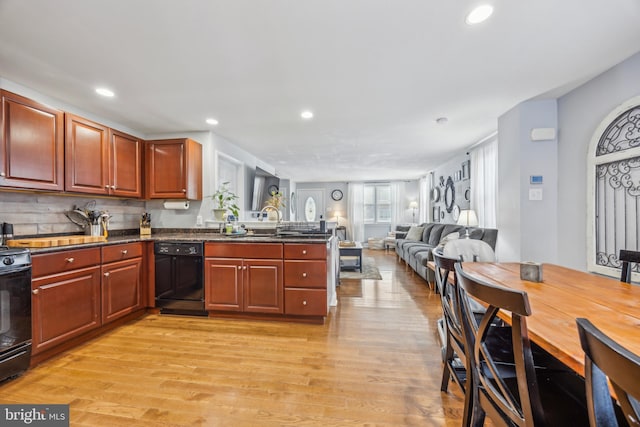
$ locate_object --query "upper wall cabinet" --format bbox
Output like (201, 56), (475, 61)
(65, 114), (142, 197)
(145, 138), (202, 200)
(0, 90), (64, 191)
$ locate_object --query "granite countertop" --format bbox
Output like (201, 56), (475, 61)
(25, 229), (331, 254)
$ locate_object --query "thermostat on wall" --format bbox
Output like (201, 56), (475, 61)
(530, 175), (543, 184)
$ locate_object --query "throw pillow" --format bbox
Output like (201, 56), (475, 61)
(405, 226), (424, 241)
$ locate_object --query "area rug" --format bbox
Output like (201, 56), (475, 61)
(340, 257), (383, 280)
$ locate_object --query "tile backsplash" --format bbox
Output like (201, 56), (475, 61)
(0, 192), (146, 237)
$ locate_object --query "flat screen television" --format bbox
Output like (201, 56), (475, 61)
(251, 167), (280, 211)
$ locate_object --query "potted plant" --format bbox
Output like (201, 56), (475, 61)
(264, 189), (286, 221)
(211, 182), (239, 221)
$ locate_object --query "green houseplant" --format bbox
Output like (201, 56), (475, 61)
(211, 182), (239, 221)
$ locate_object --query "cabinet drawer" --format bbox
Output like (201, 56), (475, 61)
(32, 247), (101, 278)
(205, 242), (283, 259)
(102, 242), (143, 263)
(283, 243), (326, 260)
(284, 288), (327, 316)
(284, 260), (326, 288)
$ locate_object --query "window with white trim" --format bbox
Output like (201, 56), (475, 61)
(364, 183), (391, 223)
(589, 100), (640, 278)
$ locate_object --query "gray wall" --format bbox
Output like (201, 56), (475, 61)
(557, 51), (640, 270)
(497, 99), (558, 262)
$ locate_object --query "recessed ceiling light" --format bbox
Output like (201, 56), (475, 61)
(466, 4), (494, 25)
(206, 118), (219, 126)
(300, 110), (314, 120)
(436, 117), (449, 125)
(95, 87), (115, 97)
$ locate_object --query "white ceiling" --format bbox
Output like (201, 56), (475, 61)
(1, 1), (639, 182)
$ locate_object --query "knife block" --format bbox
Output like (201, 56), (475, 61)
(140, 220), (151, 236)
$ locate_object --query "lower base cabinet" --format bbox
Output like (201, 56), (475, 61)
(101, 257), (143, 324)
(32, 265), (101, 355)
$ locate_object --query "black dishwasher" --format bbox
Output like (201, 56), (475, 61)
(154, 241), (207, 316)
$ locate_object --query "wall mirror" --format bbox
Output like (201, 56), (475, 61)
(444, 176), (455, 213)
(304, 196), (316, 222)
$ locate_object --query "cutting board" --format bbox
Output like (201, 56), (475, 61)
(6, 235), (107, 248)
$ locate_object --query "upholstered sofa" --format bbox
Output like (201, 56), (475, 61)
(395, 223), (498, 283)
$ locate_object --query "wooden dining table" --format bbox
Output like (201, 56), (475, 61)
(460, 262), (640, 377)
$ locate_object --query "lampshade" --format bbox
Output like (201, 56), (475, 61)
(457, 210), (478, 227)
(409, 201), (419, 209)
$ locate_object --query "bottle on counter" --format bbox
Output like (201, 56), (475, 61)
(319, 215), (326, 233)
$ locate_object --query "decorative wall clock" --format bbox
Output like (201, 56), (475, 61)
(331, 189), (343, 201)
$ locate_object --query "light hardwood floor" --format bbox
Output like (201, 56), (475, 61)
(0, 249), (465, 426)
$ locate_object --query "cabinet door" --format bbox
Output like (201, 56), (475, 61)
(244, 259), (283, 314)
(109, 129), (142, 198)
(101, 257), (142, 324)
(0, 90), (64, 191)
(31, 266), (101, 355)
(205, 258), (243, 311)
(145, 139), (187, 199)
(65, 114), (109, 194)
(145, 139), (202, 200)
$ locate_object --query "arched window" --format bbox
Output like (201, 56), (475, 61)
(588, 97), (640, 278)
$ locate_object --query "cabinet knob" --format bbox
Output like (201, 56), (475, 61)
(302, 300), (307, 305)
(0, 172), (5, 177)
(302, 272), (307, 278)
(182, 189), (186, 193)
(302, 250), (307, 255)
(243, 266), (247, 270)
(32, 288), (39, 295)
(111, 185), (116, 190)
(104, 272), (110, 277)
(105, 185), (110, 189)
(121, 250), (128, 255)
(237, 265), (242, 270)
(65, 257), (75, 263)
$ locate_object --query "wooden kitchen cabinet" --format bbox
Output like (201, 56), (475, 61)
(145, 138), (202, 200)
(283, 243), (328, 317)
(108, 129), (143, 198)
(205, 243), (283, 314)
(65, 113), (109, 195)
(31, 248), (102, 355)
(65, 114), (142, 197)
(101, 243), (143, 324)
(0, 90), (64, 191)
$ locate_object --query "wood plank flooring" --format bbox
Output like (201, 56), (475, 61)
(0, 249), (466, 426)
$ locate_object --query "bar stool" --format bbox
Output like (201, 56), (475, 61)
(576, 318), (640, 427)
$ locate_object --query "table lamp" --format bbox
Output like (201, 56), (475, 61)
(457, 209), (478, 238)
(409, 201), (418, 223)
(334, 211), (341, 226)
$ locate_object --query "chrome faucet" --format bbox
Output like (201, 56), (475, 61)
(260, 205), (281, 223)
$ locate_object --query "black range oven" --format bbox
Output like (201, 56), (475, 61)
(154, 241), (206, 316)
(0, 246), (31, 382)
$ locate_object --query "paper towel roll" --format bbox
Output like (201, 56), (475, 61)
(163, 200), (190, 210)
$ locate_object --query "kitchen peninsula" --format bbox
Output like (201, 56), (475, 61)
(27, 229), (338, 366)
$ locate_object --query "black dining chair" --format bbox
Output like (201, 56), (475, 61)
(455, 263), (590, 427)
(576, 318), (640, 427)
(433, 249), (473, 427)
(619, 250), (640, 283)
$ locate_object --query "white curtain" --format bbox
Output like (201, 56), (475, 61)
(347, 182), (365, 242)
(470, 138), (498, 228)
(419, 175), (430, 223)
(390, 181), (406, 229)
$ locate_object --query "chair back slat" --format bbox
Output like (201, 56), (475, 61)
(577, 318), (640, 427)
